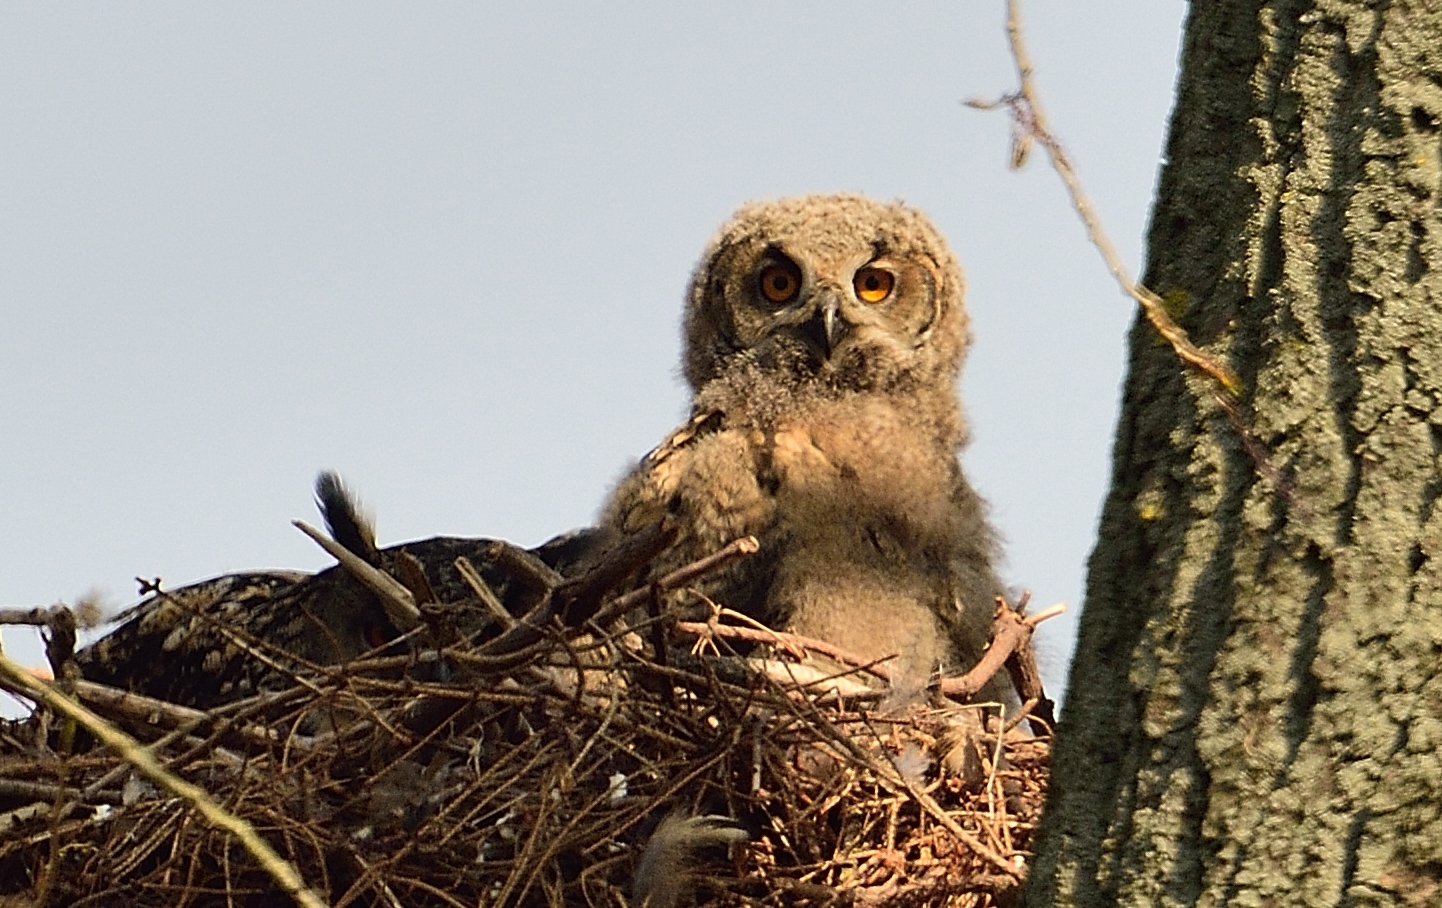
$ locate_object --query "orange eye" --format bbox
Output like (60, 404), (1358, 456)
(758, 262), (801, 304)
(853, 267), (894, 303)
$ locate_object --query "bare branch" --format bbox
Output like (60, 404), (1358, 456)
(453, 556), (517, 630)
(294, 518), (421, 631)
(969, 0), (1240, 397)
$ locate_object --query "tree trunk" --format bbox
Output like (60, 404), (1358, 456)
(1027, 2), (1442, 906)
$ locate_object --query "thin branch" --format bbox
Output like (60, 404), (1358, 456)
(938, 594), (1063, 738)
(654, 536), (759, 592)
(1001, 594), (1065, 735)
(485, 539), (562, 591)
(968, 0), (1240, 397)
(0, 778), (123, 807)
(1024, 602), (1068, 627)
(671, 619), (893, 686)
(937, 616), (1029, 701)
(673, 586), (1064, 714)
(554, 519), (677, 625)
(592, 534), (760, 626)
(453, 556), (517, 630)
(294, 519), (421, 632)
(0, 606), (69, 626)
(72, 679), (316, 751)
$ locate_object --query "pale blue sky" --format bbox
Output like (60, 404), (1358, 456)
(1, 3), (1187, 701)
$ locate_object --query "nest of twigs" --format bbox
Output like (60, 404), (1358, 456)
(0, 523), (1056, 908)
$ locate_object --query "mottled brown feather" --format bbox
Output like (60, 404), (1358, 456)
(602, 194), (1009, 700)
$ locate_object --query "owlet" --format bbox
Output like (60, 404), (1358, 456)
(602, 194), (1008, 700)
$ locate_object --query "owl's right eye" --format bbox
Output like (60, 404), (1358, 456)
(758, 262), (802, 304)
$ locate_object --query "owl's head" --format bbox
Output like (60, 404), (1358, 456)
(683, 194), (969, 396)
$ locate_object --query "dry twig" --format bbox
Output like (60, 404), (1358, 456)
(295, 518), (421, 631)
(968, 0), (1240, 397)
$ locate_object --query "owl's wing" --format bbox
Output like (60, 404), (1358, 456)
(604, 407), (729, 536)
(639, 407), (725, 472)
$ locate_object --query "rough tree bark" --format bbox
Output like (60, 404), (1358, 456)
(1028, 3), (1442, 906)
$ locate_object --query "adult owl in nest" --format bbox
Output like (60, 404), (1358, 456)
(603, 194), (1008, 699)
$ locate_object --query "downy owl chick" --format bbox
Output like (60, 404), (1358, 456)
(603, 194), (1007, 699)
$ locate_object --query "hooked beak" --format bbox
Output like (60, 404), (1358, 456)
(797, 293), (845, 362)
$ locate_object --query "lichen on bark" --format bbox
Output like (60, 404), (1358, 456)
(1028, 2), (1442, 906)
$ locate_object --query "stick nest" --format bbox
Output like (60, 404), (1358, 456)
(0, 531), (1052, 908)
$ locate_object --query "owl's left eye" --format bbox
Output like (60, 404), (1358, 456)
(853, 267), (895, 303)
(758, 262), (802, 304)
